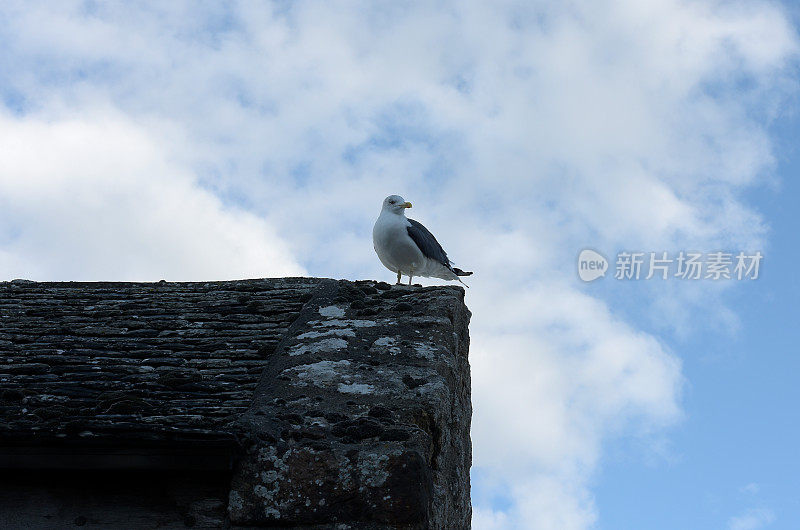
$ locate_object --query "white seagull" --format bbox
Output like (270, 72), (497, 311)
(372, 195), (473, 287)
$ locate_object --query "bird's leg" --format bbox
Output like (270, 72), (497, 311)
(408, 267), (414, 286)
(396, 270), (402, 285)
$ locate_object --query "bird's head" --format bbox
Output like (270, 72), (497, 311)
(382, 195), (412, 215)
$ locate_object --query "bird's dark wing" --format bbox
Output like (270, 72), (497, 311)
(406, 218), (451, 268)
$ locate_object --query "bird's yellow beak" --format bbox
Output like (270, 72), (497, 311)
(403, 202), (412, 208)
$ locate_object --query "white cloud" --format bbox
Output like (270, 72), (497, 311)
(0, 1), (796, 528)
(741, 482), (761, 495)
(468, 279), (682, 528)
(472, 507), (513, 530)
(729, 508), (776, 530)
(0, 110), (304, 281)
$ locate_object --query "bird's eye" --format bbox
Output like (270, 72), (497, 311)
(388, 200), (395, 204)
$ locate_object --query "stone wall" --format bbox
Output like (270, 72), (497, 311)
(0, 278), (471, 528)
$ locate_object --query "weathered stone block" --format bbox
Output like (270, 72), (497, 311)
(229, 280), (472, 528)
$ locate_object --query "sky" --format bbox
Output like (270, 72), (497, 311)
(0, 1), (798, 529)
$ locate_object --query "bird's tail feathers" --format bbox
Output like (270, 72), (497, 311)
(451, 267), (472, 288)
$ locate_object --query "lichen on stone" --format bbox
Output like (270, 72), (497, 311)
(337, 382), (375, 395)
(288, 337), (349, 356)
(318, 305), (346, 318)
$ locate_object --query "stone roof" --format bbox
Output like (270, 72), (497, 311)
(0, 278), (318, 448)
(0, 277), (472, 528)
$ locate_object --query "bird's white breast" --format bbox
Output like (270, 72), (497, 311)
(372, 213), (424, 274)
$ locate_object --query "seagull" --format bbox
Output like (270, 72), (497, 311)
(372, 195), (473, 287)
